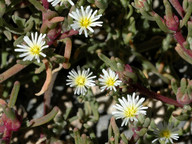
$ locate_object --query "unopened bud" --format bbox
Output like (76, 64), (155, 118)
(176, 86), (192, 105)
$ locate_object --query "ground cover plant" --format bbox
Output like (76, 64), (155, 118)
(0, 0), (192, 143)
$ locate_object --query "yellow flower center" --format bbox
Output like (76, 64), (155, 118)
(124, 106), (137, 117)
(75, 76), (86, 86)
(160, 130), (171, 138)
(80, 18), (91, 28)
(30, 45), (41, 55)
(106, 78), (115, 87)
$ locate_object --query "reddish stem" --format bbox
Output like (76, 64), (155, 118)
(174, 31), (185, 45)
(0, 61), (28, 83)
(42, 0), (49, 9)
(174, 31), (192, 58)
(47, 26), (62, 46)
(2, 130), (12, 144)
(132, 83), (183, 107)
(59, 30), (79, 39)
(169, 0), (184, 18)
(43, 72), (58, 115)
(63, 38), (72, 69)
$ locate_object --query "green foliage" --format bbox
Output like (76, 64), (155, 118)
(0, 0), (192, 143)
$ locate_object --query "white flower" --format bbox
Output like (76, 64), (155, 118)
(66, 66), (96, 95)
(98, 69), (122, 92)
(112, 93), (148, 126)
(69, 6), (103, 37)
(15, 32), (49, 63)
(48, 0), (74, 6)
(152, 122), (179, 144)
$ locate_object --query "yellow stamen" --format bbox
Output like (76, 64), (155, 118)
(106, 78), (115, 86)
(80, 18), (91, 28)
(30, 45), (41, 55)
(75, 76), (86, 86)
(124, 106), (137, 117)
(160, 130), (171, 138)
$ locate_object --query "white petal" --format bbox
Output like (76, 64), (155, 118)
(68, 0), (74, 5)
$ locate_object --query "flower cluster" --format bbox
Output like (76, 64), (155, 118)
(15, 5), (102, 63)
(66, 67), (122, 95)
(48, 0), (103, 37)
(11, 1), (183, 143)
(111, 94), (180, 144)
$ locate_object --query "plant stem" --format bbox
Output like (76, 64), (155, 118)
(0, 62), (29, 83)
(174, 31), (192, 58)
(132, 83), (183, 107)
(169, 0), (184, 18)
(59, 30), (79, 40)
(43, 71), (58, 115)
(63, 38), (72, 69)
(42, 0), (49, 9)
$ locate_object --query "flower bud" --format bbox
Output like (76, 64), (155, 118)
(164, 15), (179, 31)
(132, 0), (150, 11)
(176, 79), (192, 105)
(176, 88), (192, 105)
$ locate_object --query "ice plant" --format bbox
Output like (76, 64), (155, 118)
(69, 6), (103, 37)
(112, 93), (148, 126)
(47, 0), (74, 7)
(15, 32), (49, 63)
(98, 68), (122, 92)
(152, 122), (179, 144)
(66, 66), (96, 95)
